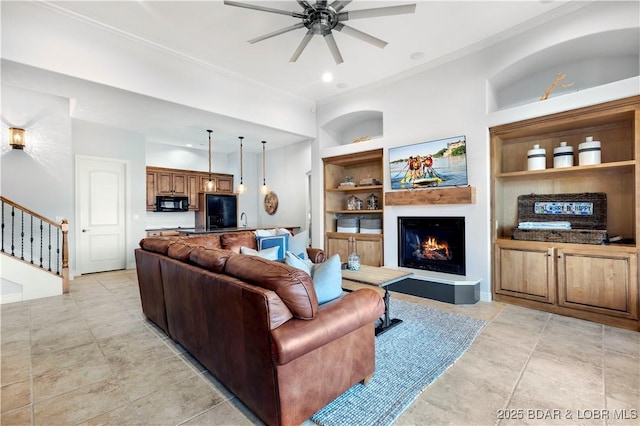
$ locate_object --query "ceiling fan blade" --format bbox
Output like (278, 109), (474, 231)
(290, 30), (315, 62)
(324, 32), (344, 64)
(338, 4), (416, 21)
(249, 23), (306, 44)
(334, 23), (387, 49)
(223, 0), (305, 18)
(316, 0), (328, 7)
(296, 1), (315, 10)
(329, 0), (352, 13)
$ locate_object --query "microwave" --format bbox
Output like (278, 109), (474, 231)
(156, 195), (189, 212)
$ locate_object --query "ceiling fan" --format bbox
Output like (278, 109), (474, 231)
(223, 0), (417, 64)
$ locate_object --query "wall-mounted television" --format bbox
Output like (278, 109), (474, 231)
(389, 135), (468, 189)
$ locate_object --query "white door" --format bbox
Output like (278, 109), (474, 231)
(77, 157), (126, 274)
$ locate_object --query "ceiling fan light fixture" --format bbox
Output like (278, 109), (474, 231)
(225, 0), (417, 64)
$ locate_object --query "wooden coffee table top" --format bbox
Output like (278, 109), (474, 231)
(341, 265), (412, 288)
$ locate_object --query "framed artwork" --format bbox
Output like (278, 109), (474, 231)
(389, 136), (468, 189)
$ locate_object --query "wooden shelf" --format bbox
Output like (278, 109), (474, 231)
(326, 185), (383, 192)
(496, 160), (635, 179)
(384, 186), (476, 206)
(327, 209), (383, 214)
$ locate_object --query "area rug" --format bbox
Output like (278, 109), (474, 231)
(311, 298), (486, 426)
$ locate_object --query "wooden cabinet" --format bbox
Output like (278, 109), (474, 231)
(323, 149), (384, 266)
(146, 166), (234, 211)
(156, 170), (187, 195)
(490, 96), (639, 330)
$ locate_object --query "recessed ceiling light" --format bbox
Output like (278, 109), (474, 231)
(322, 72), (333, 83)
(186, 144), (193, 148)
(410, 51), (426, 61)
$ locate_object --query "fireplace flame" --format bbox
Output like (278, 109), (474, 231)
(420, 236), (451, 260)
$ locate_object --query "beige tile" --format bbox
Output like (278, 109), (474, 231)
(30, 328), (95, 356)
(78, 404), (143, 426)
(1, 378), (31, 413)
(116, 354), (196, 401)
(33, 357), (114, 402)
(97, 329), (176, 373)
(604, 326), (640, 358)
(183, 400), (258, 425)
(1, 405), (32, 425)
(31, 341), (104, 377)
(33, 379), (128, 425)
(606, 396), (640, 426)
(1, 351), (31, 385)
(604, 352), (640, 406)
(132, 375), (225, 425)
(87, 317), (148, 341)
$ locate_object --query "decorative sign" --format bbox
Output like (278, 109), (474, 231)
(534, 202), (593, 216)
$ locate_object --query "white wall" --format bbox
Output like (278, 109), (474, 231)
(314, 1), (640, 301)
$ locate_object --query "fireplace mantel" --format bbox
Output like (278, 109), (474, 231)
(384, 186), (475, 206)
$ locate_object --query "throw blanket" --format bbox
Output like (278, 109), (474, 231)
(518, 221), (572, 230)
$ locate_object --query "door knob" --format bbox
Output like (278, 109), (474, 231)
(82, 229), (90, 232)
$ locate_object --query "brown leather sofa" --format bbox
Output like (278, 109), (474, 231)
(134, 231), (385, 426)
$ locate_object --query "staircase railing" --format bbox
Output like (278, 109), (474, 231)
(0, 196), (69, 293)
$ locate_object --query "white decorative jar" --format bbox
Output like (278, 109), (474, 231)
(553, 141), (574, 168)
(527, 144), (546, 171)
(578, 136), (601, 166)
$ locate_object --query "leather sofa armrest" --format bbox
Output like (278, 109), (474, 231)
(270, 288), (384, 365)
(306, 248), (325, 264)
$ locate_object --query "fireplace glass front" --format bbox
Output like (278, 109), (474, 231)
(398, 216), (465, 276)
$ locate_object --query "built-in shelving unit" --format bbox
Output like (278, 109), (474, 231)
(323, 149), (384, 266)
(490, 96), (639, 331)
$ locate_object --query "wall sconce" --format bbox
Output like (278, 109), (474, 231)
(236, 136), (247, 194)
(205, 130), (215, 191)
(260, 140), (269, 195)
(9, 128), (25, 150)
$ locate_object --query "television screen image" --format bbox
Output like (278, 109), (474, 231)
(389, 136), (468, 189)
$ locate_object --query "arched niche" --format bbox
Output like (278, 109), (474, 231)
(488, 28), (639, 112)
(321, 110), (383, 145)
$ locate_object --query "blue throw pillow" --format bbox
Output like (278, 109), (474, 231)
(285, 251), (313, 275)
(311, 254), (343, 304)
(256, 234), (289, 261)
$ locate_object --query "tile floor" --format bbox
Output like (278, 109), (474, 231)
(1, 269), (638, 425)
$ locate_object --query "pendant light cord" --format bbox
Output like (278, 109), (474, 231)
(262, 140), (267, 186)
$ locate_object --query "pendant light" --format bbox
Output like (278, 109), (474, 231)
(236, 136), (247, 194)
(260, 140), (269, 195)
(205, 130), (215, 192)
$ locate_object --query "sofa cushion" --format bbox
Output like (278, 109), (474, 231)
(256, 234), (289, 261)
(220, 231), (257, 253)
(189, 247), (234, 273)
(179, 234), (221, 249)
(225, 254), (318, 320)
(240, 246), (280, 261)
(167, 242), (200, 262)
(139, 237), (179, 255)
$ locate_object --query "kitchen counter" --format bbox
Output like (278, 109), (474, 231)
(145, 226), (301, 237)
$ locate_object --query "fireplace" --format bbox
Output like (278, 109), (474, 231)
(398, 216), (465, 276)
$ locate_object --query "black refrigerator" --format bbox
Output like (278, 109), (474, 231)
(197, 194), (238, 229)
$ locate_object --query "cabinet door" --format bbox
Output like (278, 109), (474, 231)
(156, 171), (174, 194)
(146, 171), (157, 211)
(326, 233), (383, 267)
(558, 248), (638, 319)
(187, 175), (200, 210)
(495, 243), (555, 303)
(172, 173), (187, 195)
(216, 176), (233, 193)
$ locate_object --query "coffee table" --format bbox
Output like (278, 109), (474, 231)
(341, 265), (412, 335)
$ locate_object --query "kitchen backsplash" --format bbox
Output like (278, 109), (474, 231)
(146, 211), (196, 229)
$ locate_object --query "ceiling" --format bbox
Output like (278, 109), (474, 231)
(2, 1), (584, 153)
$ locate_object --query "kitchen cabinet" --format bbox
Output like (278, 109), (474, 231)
(146, 166), (234, 211)
(323, 149), (384, 266)
(490, 96), (639, 330)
